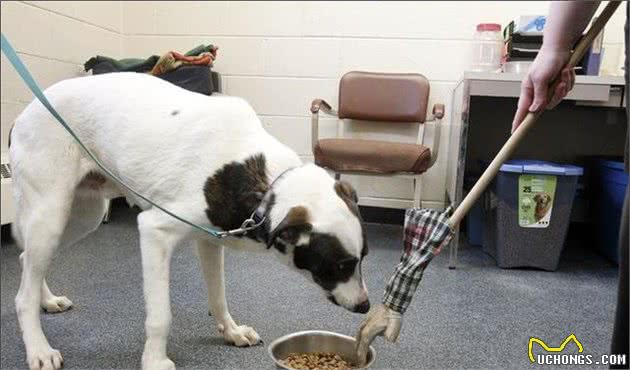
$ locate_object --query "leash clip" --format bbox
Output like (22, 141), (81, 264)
(216, 213), (266, 239)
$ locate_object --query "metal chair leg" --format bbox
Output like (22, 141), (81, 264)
(413, 177), (422, 208)
(448, 229), (459, 269)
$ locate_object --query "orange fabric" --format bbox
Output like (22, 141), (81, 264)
(314, 138), (431, 174)
(171, 51), (214, 65)
(150, 49), (217, 76)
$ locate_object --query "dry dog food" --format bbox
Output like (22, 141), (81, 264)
(281, 352), (356, 370)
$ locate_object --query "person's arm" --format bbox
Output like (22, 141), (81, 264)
(545, 1), (601, 52)
(511, 1), (600, 131)
(355, 208), (452, 365)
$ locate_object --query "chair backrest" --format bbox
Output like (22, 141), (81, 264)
(338, 71), (430, 123)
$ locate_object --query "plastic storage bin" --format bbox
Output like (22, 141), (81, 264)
(467, 201), (484, 246)
(592, 159), (628, 265)
(482, 160), (583, 271)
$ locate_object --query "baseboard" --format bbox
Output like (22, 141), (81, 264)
(359, 196), (412, 209)
(358, 201), (446, 225)
(1, 177), (15, 225)
(0, 198), (443, 241)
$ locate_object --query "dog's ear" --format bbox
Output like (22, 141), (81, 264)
(335, 180), (358, 203)
(269, 206), (312, 246)
(335, 180), (363, 219)
(533, 194), (541, 202)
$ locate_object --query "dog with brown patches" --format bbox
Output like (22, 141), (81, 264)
(533, 193), (553, 222)
(9, 72), (369, 370)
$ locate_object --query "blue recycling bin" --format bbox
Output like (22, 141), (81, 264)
(591, 159), (628, 265)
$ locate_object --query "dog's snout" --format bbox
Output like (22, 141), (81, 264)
(354, 299), (370, 314)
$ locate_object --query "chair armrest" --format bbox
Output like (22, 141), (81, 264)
(421, 103), (445, 167)
(432, 103), (445, 120)
(311, 99), (337, 116)
(311, 99), (338, 151)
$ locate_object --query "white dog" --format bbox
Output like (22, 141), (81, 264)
(9, 72), (370, 370)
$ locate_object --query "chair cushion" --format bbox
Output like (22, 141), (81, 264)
(314, 138), (431, 174)
(338, 71), (430, 123)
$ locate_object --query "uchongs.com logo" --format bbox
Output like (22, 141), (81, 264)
(528, 333), (627, 366)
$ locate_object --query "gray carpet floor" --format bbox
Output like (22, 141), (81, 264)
(0, 203), (619, 370)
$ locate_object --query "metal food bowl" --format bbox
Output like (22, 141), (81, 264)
(268, 330), (376, 369)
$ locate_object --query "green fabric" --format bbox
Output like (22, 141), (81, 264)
(184, 44), (215, 57)
(84, 44), (215, 72)
(84, 55), (159, 72)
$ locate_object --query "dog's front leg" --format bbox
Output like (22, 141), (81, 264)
(138, 211), (183, 370)
(196, 240), (261, 346)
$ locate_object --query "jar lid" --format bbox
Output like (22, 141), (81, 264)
(476, 23), (501, 32)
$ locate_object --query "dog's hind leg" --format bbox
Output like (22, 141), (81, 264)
(138, 209), (187, 370)
(18, 191), (107, 314)
(40, 280), (73, 314)
(196, 239), (262, 346)
(14, 183), (75, 370)
(52, 191), (108, 313)
(19, 253), (73, 314)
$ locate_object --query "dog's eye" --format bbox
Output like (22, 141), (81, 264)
(337, 257), (357, 272)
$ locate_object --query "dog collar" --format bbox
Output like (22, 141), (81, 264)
(250, 167), (298, 246)
(251, 193), (272, 244)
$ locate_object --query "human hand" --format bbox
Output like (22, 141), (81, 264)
(511, 48), (575, 133)
(355, 304), (402, 366)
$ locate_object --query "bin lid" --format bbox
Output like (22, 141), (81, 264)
(499, 160), (583, 176)
(596, 159), (629, 186)
(599, 159), (625, 171)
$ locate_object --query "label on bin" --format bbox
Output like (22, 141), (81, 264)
(518, 174), (557, 228)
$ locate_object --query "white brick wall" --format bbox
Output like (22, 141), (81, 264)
(0, 1), (123, 150)
(1, 1), (625, 209)
(120, 1), (625, 209)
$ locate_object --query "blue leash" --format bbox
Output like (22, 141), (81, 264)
(1, 33), (261, 239)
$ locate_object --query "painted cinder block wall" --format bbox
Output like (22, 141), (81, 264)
(1, 1), (625, 210)
(120, 1), (626, 210)
(1, 1), (123, 149)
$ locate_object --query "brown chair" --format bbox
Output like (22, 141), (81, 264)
(311, 71), (445, 208)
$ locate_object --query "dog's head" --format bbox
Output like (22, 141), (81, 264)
(533, 193), (552, 210)
(265, 164), (369, 314)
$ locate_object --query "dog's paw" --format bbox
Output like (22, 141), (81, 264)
(142, 356), (175, 370)
(41, 296), (73, 313)
(219, 323), (262, 347)
(26, 346), (63, 370)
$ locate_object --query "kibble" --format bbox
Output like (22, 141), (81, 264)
(281, 352), (356, 370)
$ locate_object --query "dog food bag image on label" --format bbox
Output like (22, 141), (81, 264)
(518, 174), (557, 228)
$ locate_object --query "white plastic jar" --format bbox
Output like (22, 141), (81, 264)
(470, 23), (503, 72)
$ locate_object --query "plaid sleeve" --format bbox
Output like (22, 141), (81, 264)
(382, 207), (454, 314)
